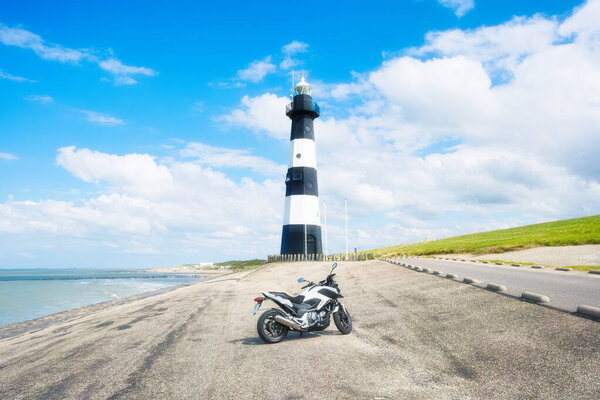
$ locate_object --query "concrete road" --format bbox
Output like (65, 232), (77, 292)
(1, 261), (599, 399)
(394, 257), (600, 312)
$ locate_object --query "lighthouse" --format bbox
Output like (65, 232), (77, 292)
(280, 76), (323, 255)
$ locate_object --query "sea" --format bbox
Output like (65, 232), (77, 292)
(0, 268), (203, 327)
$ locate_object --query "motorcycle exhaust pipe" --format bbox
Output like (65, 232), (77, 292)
(274, 315), (307, 332)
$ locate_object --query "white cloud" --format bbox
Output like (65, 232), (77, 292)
(114, 76), (138, 85)
(280, 41), (309, 70)
(0, 25), (89, 62)
(98, 58), (156, 76)
(0, 152), (18, 161)
(369, 55), (493, 128)
(0, 69), (36, 82)
(219, 93), (289, 140)
(56, 146), (173, 197)
(24, 94), (53, 103)
(412, 15), (558, 78)
(558, 0), (600, 39)
(0, 24), (156, 85)
(180, 142), (285, 176)
(0, 146), (284, 262)
(437, 0), (475, 17)
(191, 101), (204, 114)
(280, 57), (299, 70)
(81, 110), (124, 126)
(237, 56), (277, 82)
(282, 41), (308, 55)
(212, 80), (247, 89)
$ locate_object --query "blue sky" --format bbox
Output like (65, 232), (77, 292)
(1, 0), (599, 268)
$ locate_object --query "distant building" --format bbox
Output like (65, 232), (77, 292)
(189, 263), (213, 268)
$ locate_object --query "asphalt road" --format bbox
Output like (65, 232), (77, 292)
(1, 261), (599, 399)
(393, 257), (600, 312)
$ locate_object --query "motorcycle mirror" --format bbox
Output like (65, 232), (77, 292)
(297, 278), (305, 283)
(332, 262), (337, 270)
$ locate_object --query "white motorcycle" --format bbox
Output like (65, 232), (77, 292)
(253, 262), (352, 343)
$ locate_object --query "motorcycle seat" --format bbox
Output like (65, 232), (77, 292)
(270, 291), (305, 304)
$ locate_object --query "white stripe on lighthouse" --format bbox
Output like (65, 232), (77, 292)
(288, 138), (317, 169)
(283, 195), (321, 225)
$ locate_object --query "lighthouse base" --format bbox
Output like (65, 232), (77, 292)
(280, 224), (322, 255)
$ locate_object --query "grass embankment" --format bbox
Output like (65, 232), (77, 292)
(214, 259), (266, 271)
(367, 214), (600, 258)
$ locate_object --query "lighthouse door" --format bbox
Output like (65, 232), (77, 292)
(306, 235), (316, 254)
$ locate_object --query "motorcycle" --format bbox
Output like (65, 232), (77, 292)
(252, 262), (352, 343)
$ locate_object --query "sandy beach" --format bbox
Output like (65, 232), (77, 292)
(1, 260), (599, 399)
(147, 266), (234, 275)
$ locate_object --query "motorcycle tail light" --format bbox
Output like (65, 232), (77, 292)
(254, 297), (264, 303)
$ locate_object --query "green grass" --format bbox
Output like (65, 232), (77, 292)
(366, 214), (600, 258)
(560, 265), (600, 272)
(214, 259), (267, 271)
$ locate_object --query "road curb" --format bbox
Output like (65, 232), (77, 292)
(463, 277), (479, 284)
(521, 291), (550, 303)
(446, 273), (458, 279)
(532, 265), (543, 269)
(511, 264), (522, 267)
(576, 305), (600, 320)
(432, 270), (442, 275)
(423, 268), (432, 273)
(495, 262), (503, 265)
(487, 283), (507, 292)
(555, 267), (572, 271)
(414, 266), (423, 272)
(482, 261), (489, 264)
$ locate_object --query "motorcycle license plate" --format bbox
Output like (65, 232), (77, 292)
(253, 303), (261, 315)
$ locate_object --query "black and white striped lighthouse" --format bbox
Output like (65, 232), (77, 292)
(280, 76), (322, 255)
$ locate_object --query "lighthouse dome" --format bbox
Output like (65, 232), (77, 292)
(295, 76), (312, 95)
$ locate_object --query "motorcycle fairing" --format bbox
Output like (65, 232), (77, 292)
(263, 284), (342, 319)
(263, 291), (322, 317)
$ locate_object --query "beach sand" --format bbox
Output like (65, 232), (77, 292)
(147, 266), (233, 274)
(1, 260), (599, 399)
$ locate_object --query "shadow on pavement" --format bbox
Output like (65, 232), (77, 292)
(230, 330), (339, 346)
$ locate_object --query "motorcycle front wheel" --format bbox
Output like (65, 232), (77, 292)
(257, 309), (289, 344)
(333, 305), (353, 334)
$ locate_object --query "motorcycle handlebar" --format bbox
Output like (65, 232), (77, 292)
(300, 274), (337, 289)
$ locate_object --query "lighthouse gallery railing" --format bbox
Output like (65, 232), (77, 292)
(286, 101), (320, 117)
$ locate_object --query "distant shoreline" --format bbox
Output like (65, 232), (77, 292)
(146, 266), (232, 274)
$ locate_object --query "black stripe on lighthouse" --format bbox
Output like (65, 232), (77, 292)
(285, 167), (319, 197)
(281, 225), (322, 255)
(291, 116), (314, 140)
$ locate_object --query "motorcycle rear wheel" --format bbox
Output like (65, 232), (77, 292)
(257, 309), (289, 344)
(333, 306), (353, 334)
